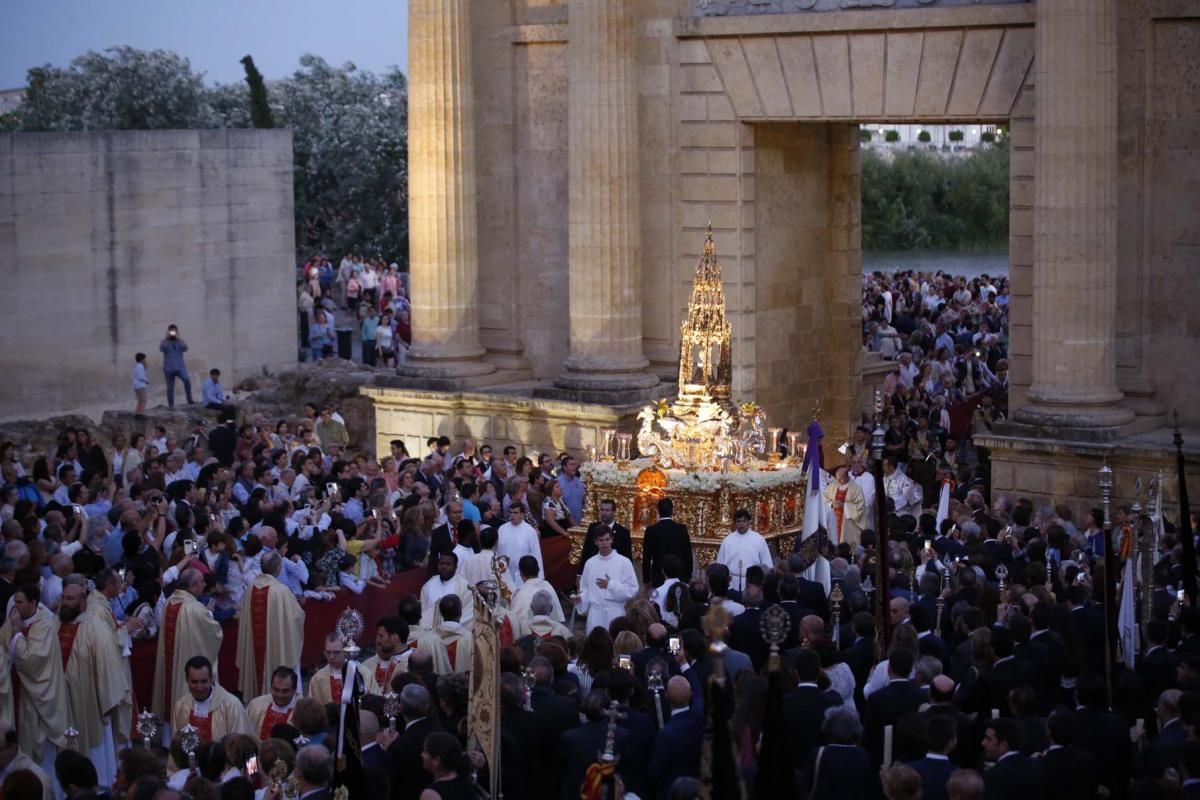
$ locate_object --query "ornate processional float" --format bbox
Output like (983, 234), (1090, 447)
(570, 228), (811, 569)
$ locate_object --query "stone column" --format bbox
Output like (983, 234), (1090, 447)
(1017, 0), (1132, 428)
(402, 0), (494, 378)
(555, 0), (658, 393)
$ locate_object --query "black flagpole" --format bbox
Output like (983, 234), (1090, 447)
(1175, 413), (1196, 602)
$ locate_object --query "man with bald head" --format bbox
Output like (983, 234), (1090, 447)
(648, 676), (703, 798)
(890, 597), (912, 627)
(55, 577), (126, 786)
(237, 550), (305, 699)
(920, 674), (978, 768)
(152, 566), (222, 722)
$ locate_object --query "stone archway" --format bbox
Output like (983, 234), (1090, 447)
(674, 7), (1036, 441)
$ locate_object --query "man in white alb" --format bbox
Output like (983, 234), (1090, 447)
(572, 528), (638, 633)
(496, 503), (542, 588)
(418, 553), (474, 630)
(715, 508), (773, 593)
(850, 454), (877, 531)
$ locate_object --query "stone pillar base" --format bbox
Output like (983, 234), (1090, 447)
(1014, 383), (1136, 432)
(554, 354), (661, 396)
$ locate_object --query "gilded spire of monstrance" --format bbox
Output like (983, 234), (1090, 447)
(678, 224), (733, 404)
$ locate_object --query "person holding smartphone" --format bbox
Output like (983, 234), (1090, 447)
(159, 324), (195, 408)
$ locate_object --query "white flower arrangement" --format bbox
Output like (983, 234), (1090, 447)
(581, 458), (804, 494)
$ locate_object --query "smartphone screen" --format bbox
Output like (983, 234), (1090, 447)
(246, 756), (259, 776)
(668, 636), (681, 655)
(618, 655), (632, 671)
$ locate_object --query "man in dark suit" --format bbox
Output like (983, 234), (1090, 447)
(603, 669), (656, 799)
(906, 715), (958, 800)
(578, 498), (632, 572)
(842, 612), (877, 698)
(647, 676), (704, 800)
(974, 628), (1034, 718)
(632, 623), (680, 683)
(360, 710), (391, 775)
(294, 742), (334, 800)
(982, 718), (1045, 800)
(1029, 605), (1067, 712)
(920, 675), (979, 769)
(642, 498), (692, 585)
(524, 657), (579, 799)
(786, 553), (831, 620)
(911, 604), (947, 662)
(1074, 674), (1133, 797)
(385, 684), (441, 800)
(559, 690), (633, 800)
(1035, 709), (1100, 800)
(498, 673), (536, 799)
(1067, 584), (1107, 673)
(730, 585), (770, 673)
(777, 575), (818, 650)
(864, 649), (927, 764)
(1138, 689), (1189, 781)
(783, 649), (844, 765)
(427, 502), (465, 577)
(1138, 619), (1179, 709)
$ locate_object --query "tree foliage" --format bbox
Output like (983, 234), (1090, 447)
(240, 55), (276, 129)
(860, 143), (1010, 251)
(3, 47), (408, 262)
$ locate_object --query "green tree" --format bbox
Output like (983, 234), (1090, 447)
(240, 55), (276, 129)
(16, 46), (221, 131)
(276, 55), (408, 261)
(861, 143), (1009, 250)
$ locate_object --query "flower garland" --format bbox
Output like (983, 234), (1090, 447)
(580, 459), (805, 493)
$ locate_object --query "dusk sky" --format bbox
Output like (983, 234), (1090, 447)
(0, 0), (410, 89)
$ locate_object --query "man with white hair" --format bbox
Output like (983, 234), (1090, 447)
(515, 590), (573, 640)
(508, 555), (565, 631)
(236, 551), (305, 700)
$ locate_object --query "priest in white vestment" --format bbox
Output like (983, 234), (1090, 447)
(460, 527), (516, 596)
(715, 509), (773, 593)
(245, 667), (298, 741)
(883, 456), (923, 519)
(573, 528), (638, 633)
(308, 633), (371, 706)
(513, 590), (573, 639)
(170, 656), (252, 743)
(509, 556), (566, 633)
(419, 553), (474, 630)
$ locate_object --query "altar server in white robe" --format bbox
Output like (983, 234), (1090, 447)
(716, 508), (773, 593)
(419, 552), (474, 630)
(572, 528), (638, 633)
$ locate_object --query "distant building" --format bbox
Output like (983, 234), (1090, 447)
(860, 123), (1002, 153)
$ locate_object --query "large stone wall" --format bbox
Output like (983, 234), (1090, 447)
(0, 130), (298, 418)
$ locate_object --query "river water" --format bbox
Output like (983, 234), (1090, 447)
(863, 249), (1008, 279)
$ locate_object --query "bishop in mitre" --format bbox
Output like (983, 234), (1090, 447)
(309, 632), (372, 706)
(56, 578), (127, 787)
(824, 467), (867, 546)
(419, 553), (474, 630)
(171, 655), (252, 743)
(236, 552), (305, 701)
(152, 568), (222, 722)
(245, 667), (299, 741)
(509, 555), (565, 634)
(0, 583), (67, 774)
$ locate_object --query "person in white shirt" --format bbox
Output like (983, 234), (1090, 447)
(649, 555), (685, 629)
(572, 528), (639, 634)
(715, 509), (773, 593)
(897, 352), (920, 389)
(496, 504), (542, 589)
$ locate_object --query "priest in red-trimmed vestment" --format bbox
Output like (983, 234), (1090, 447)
(236, 552), (305, 701)
(245, 667), (299, 741)
(152, 569), (223, 722)
(309, 632), (371, 706)
(0, 584), (67, 773)
(434, 595), (473, 674)
(170, 655), (252, 743)
(56, 579), (126, 787)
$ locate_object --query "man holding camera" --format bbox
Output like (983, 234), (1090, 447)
(159, 324), (195, 408)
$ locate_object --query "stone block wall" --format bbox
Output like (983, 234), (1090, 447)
(0, 130), (297, 419)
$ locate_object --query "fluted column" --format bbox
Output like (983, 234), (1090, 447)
(403, 0), (494, 378)
(1017, 0), (1132, 428)
(555, 0), (658, 392)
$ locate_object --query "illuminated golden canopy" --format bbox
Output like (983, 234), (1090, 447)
(678, 225), (733, 405)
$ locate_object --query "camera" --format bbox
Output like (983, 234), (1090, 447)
(668, 636), (681, 656)
(618, 655), (633, 672)
(183, 540), (195, 555)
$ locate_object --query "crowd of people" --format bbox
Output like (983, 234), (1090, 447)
(2, 382), (1199, 800)
(297, 255), (412, 365)
(861, 270), (1010, 488)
